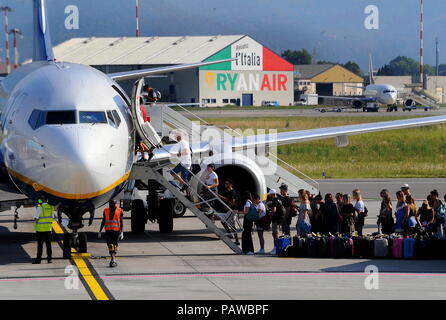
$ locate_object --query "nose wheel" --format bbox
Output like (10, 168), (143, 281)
(62, 230), (88, 259)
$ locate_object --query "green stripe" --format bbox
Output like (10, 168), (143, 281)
(200, 46), (232, 70)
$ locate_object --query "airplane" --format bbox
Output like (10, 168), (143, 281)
(2, 0), (446, 255)
(319, 55), (413, 111)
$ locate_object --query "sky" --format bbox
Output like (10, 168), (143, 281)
(1, 0), (445, 71)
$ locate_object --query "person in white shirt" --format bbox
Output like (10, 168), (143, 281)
(253, 194), (267, 254)
(170, 133), (192, 191)
(353, 189), (366, 236)
(200, 164), (219, 212)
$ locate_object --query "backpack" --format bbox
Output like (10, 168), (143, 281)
(436, 203), (446, 223)
(290, 203), (298, 217)
(246, 202), (259, 222)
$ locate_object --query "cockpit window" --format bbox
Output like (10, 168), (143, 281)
(111, 110), (122, 127)
(28, 110), (46, 130)
(46, 111), (76, 125)
(107, 111), (118, 128)
(79, 111), (107, 124)
(383, 90), (396, 93)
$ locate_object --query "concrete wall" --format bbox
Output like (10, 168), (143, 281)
(332, 83), (363, 96)
(427, 76), (446, 103)
(198, 70), (294, 106)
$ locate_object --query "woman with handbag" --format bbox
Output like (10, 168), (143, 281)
(378, 189), (394, 235)
(297, 192), (312, 236)
(353, 189), (367, 236)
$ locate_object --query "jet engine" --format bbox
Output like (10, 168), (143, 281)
(190, 153), (267, 207)
(405, 99), (413, 107)
(353, 100), (363, 109)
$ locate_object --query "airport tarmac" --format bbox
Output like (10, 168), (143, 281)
(179, 107), (446, 119)
(1, 179), (446, 300)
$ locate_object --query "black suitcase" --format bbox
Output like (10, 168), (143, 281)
(297, 237), (308, 258)
(317, 236), (330, 258)
(414, 237), (433, 260)
(306, 236), (319, 258)
(352, 236), (362, 258)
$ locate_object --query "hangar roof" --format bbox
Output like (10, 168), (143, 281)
(294, 64), (363, 83)
(294, 64), (334, 79)
(53, 35), (245, 65)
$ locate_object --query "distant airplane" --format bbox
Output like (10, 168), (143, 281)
(319, 54), (414, 111)
(1, 0), (446, 253)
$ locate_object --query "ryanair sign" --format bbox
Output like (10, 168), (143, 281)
(204, 72), (289, 91)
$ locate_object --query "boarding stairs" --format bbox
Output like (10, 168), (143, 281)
(150, 103), (319, 196)
(131, 162), (243, 254)
(399, 86), (440, 109)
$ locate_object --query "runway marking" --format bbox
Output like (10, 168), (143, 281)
(52, 221), (113, 300)
(3, 271), (446, 283)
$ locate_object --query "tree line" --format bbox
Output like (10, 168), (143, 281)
(281, 49), (446, 77)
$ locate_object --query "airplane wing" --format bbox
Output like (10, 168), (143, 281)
(319, 95), (376, 103)
(108, 59), (235, 81)
(231, 115), (446, 149)
(146, 115), (446, 163)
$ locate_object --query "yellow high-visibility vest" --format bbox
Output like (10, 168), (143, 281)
(35, 203), (54, 232)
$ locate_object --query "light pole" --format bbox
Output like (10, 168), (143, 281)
(0, 6), (12, 74)
(9, 28), (22, 70)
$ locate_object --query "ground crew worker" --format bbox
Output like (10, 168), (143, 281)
(98, 200), (124, 268)
(32, 197), (54, 264)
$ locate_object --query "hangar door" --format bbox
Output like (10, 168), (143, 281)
(316, 83), (333, 96)
(242, 94), (253, 106)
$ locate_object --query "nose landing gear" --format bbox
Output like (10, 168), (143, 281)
(61, 207), (93, 259)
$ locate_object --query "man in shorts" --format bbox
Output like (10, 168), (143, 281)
(98, 200), (124, 267)
(266, 189), (284, 255)
(170, 133), (192, 191)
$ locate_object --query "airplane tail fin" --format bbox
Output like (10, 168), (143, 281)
(33, 0), (55, 62)
(368, 53), (375, 85)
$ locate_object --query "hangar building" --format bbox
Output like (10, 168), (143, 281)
(53, 35), (294, 106)
(294, 64), (363, 101)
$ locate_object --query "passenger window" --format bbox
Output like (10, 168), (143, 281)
(111, 110), (121, 127)
(79, 111), (107, 124)
(107, 110), (117, 128)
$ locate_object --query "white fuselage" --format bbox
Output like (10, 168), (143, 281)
(0, 61), (135, 210)
(364, 84), (398, 105)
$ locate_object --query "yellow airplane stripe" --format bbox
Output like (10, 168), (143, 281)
(52, 221), (109, 300)
(8, 168), (130, 200)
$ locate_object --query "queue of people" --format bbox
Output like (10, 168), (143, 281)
(378, 185), (446, 237)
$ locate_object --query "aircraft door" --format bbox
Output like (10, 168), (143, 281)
(131, 78), (162, 149)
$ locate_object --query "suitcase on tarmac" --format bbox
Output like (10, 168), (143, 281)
(317, 236), (330, 258)
(431, 238), (446, 260)
(287, 236), (299, 257)
(392, 237), (404, 258)
(360, 237), (375, 259)
(277, 236), (291, 257)
(329, 236), (336, 258)
(352, 236), (362, 258)
(374, 238), (389, 258)
(414, 237), (432, 259)
(298, 237), (308, 257)
(403, 237), (415, 259)
(332, 237), (352, 258)
(306, 237), (319, 258)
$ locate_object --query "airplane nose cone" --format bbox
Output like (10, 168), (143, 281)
(41, 127), (115, 198)
(385, 94), (396, 105)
